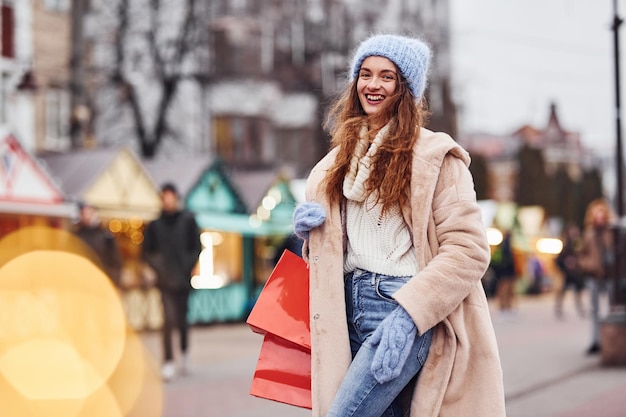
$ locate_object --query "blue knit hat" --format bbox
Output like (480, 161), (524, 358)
(350, 34), (431, 100)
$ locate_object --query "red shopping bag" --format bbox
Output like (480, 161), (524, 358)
(248, 249), (312, 408)
(246, 249), (310, 348)
(250, 333), (312, 409)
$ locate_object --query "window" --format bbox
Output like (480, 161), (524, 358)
(42, 0), (70, 12)
(45, 89), (70, 149)
(213, 115), (272, 167)
(1, 4), (14, 58)
(211, 25), (263, 77)
(230, 0), (247, 13)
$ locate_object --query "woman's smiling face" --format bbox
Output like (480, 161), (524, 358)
(356, 56), (399, 116)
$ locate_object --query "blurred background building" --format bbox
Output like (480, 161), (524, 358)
(0, 0), (619, 326)
(62, 0), (455, 178)
(1, 0), (72, 153)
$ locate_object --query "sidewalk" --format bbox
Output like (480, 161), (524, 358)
(140, 323), (310, 417)
(139, 291), (626, 417)
(493, 292), (626, 417)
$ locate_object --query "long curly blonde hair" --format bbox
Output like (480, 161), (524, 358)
(583, 198), (615, 227)
(320, 73), (430, 214)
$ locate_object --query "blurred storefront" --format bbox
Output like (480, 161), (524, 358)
(38, 146), (164, 329)
(481, 200), (564, 296)
(4, 142), (298, 330)
(39, 145), (162, 280)
(0, 133), (75, 237)
(184, 160), (297, 324)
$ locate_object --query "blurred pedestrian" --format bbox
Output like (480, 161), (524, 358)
(577, 198), (615, 355)
(74, 201), (122, 287)
(554, 223), (585, 319)
(273, 232), (303, 265)
(293, 33), (505, 417)
(491, 230), (518, 318)
(526, 255), (545, 295)
(142, 182), (201, 381)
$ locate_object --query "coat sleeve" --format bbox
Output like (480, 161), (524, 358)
(577, 229), (599, 278)
(393, 153), (490, 334)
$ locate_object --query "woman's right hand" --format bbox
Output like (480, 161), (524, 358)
(292, 202), (326, 240)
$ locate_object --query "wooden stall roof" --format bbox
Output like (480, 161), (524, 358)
(0, 133), (74, 217)
(38, 146), (161, 220)
(187, 160), (296, 236)
(142, 154), (213, 202)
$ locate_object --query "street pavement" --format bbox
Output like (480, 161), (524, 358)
(139, 291), (626, 417)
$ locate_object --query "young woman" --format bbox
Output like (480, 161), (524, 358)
(294, 34), (505, 417)
(578, 198), (615, 354)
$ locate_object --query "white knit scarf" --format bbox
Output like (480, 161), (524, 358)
(342, 123), (391, 202)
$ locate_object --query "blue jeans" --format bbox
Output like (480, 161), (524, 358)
(326, 269), (433, 417)
(588, 278), (613, 346)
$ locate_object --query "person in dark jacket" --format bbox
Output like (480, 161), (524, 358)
(554, 224), (585, 319)
(74, 201), (122, 287)
(142, 182), (201, 381)
(491, 230), (518, 318)
(273, 233), (304, 265)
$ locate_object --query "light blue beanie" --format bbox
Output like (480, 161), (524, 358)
(350, 34), (431, 100)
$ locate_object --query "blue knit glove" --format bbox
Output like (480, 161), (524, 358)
(293, 202), (326, 240)
(369, 305), (417, 384)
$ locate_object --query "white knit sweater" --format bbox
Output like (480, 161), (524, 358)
(342, 124), (418, 276)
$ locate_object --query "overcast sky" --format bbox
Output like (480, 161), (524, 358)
(450, 0), (619, 157)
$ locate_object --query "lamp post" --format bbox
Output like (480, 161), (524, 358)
(611, 0), (625, 309)
(600, 0), (626, 366)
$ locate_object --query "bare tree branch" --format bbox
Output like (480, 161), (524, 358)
(90, 0), (209, 157)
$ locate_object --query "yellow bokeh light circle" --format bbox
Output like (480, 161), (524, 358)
(0, 225), (105, 272)
(0, 226), (164, 417)
(0, 251), (127, 400)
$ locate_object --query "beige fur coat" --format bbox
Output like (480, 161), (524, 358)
(304, 128), (506, 416)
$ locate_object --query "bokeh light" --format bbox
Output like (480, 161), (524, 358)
(536, 237), (564, 255)
(0, 227), (163, 417)
(486, 227), (504, 246)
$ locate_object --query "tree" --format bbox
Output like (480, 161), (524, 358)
(81, 0), (454, 167)
(87, 0), (210, 157)
(579, 167), (604, 224)
(515, 144), (550, 208)
(550, 166), (578, 225)
(468, 153), (490, 201)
